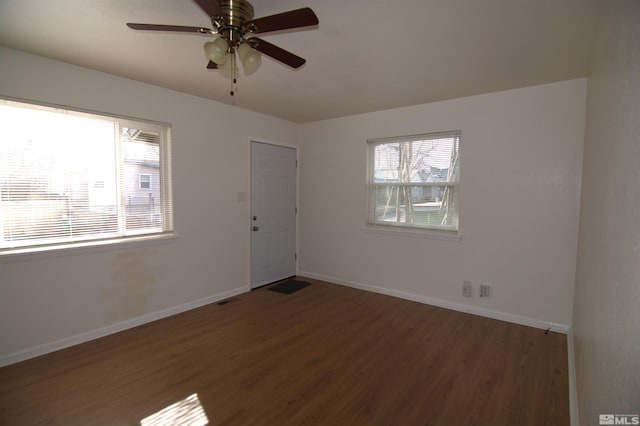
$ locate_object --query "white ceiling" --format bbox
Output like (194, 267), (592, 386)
(0, 0), (601, 123)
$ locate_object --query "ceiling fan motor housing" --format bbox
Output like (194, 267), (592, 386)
(216, 0), (254, 46)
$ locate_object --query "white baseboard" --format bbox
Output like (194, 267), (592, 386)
(300, 271), (570, 334)
(0, 285), (249, 368)
(567, 330), (580, 426)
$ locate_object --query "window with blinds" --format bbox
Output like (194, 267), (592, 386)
(0, 98), (173, 253)
(367, 131), (460, 232)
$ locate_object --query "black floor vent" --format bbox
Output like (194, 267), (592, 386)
(217, 297), (238, 306)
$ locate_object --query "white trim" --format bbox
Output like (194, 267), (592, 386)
(0, 95), (171, 127)
(247, 136), (298, 150)
(372, 182), (459, 188)
(0, 232), (178, 263)
(0, 285), (249, 367)
(567, 330), (580, 426)
(300, 271), (570, 333)
(0, 97), (174, 258)
(365, 131), (462, 235)
(367, 130), (462, 145)
(361, 224), (462, 241)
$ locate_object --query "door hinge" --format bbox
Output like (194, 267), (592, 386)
(295, 207), (298, 214)
(295, 252), (297, 260)
(296, 160), (298, 167)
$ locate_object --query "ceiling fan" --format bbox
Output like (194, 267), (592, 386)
(127, 0), (319, 94)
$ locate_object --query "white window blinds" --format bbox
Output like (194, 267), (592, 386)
(0, 99), (173, 251)
(367, 131), (460, 232)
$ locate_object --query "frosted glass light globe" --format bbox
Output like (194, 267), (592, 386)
(238, 43), (261, 76)
(203, 38), (229, 65)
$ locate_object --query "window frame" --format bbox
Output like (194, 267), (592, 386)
(366, 130), (461, 236)
(0, 96), (175, 257)
(139, 173), (152, 190)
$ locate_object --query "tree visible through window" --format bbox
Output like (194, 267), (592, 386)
(367, 131), (460, 232)
(0, 98), (173, 252)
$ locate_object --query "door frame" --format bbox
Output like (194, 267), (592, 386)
(247, 137), (299, 289)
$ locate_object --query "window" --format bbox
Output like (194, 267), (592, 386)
(139, 174), (151, 190)
(367, 131), (460, 232)
(0, 98), (174, 253)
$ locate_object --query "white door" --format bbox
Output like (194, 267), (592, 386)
(250, 142), (297, 288)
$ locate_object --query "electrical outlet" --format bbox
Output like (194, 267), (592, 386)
(463, 281), (472, 297)
(480, 284), (491, 298)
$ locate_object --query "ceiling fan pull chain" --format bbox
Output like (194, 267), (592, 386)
(230, 51), (237, 96)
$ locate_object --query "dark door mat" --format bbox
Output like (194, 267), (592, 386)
(268, 279), (311, 294)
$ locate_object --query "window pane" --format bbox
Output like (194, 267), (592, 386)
(372, 185), (458, 229)
(0, 103), (118, 244)
(121, 128), (162, 232)
(373, 136), (459, 184)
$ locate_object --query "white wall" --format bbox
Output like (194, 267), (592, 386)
(0, 47), (299, 364)
(573, 0), (640, 422)
(299, 79), (586, 329)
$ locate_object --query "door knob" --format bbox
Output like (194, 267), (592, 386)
(252, 226), (259, 231)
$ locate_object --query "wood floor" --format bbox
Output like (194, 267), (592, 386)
(0, 277), (569, 425)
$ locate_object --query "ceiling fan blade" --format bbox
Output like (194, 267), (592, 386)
(247, 7), (318, 34)
(206, 61), (218, 69)
(127, 23), (213, 34)
(248, 37), (306, 69)
(192, 0), (222, 17)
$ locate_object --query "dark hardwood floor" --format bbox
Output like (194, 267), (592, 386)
(0, 277), (569, 425)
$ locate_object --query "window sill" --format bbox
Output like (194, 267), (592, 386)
(0, 232), (178, 263)
(361, 224), (462, 241)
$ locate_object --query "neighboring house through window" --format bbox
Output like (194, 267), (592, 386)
(367, 131), (460, 233)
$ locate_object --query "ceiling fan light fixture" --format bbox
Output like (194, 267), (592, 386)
(238, 43), (262, 75)
(204, 37), (229, 65)
(127, 0), (318, 95)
